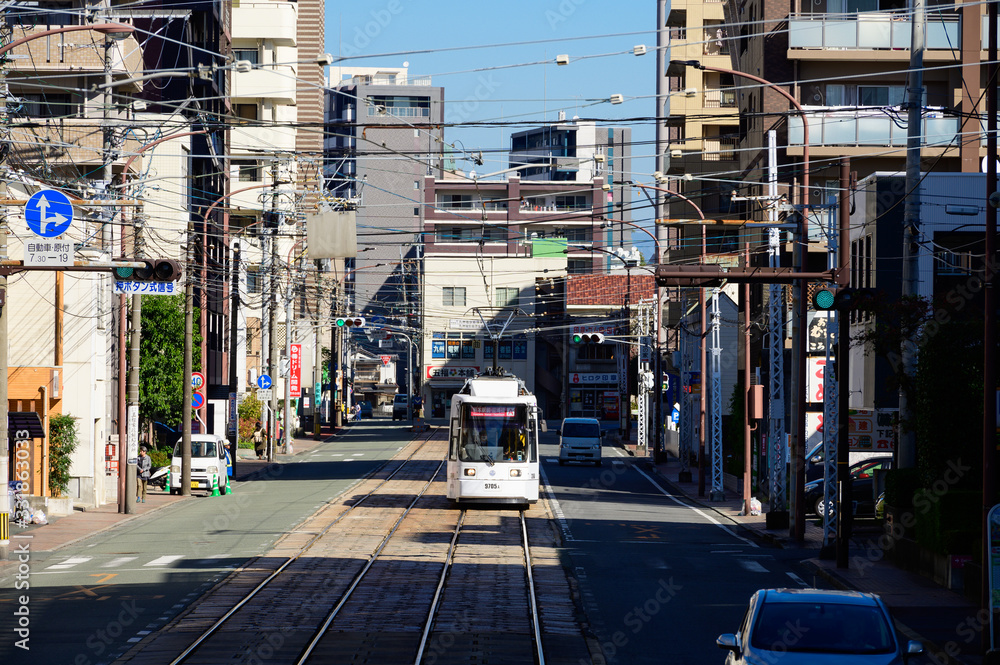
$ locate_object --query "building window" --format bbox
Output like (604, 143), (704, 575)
(495, 287), (518, 307)
(443, 286), (466, 307)
(555, 195), (589, 211)
(513, 338), (527, 360)
(498, 341), (513, 359)
(234, 103), (258, 122)
(366, 95), (431, 117)
(462, 334), (476, 359)
(568, 259), (591, 274)
(437, 194), (474, 209)
(446, 333), (461, 359)
(20, 93), (76, 118)
(432, 339), (445, 358)
(233, 160), (262, 182)
(233, 48), (259, 65)
(247, 266), (263, 294)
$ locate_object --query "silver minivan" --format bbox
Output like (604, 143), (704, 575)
(558, 417), (603, 466)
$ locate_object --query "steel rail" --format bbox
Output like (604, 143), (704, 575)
(167, 428), (439, 665)
(295, 458), (447, 664)
(413, 510), (467, 664)
(521, 510), (546, 665)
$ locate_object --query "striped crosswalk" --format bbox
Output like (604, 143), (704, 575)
(41, 553), (236, 573)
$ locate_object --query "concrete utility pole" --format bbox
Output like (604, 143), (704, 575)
(898, 0), (924, 470)
(228, 241), (240, 471)
(181, 252), (194, 496)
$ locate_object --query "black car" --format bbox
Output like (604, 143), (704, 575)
(805, 456), (893, 518)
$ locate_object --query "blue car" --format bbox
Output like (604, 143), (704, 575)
(717, 588), (923, 665)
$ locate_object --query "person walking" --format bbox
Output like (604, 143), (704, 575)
(137, 446), (151, 503)
(252, 421), (265, 459)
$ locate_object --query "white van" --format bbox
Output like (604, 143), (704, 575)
(168, 434), (230, 495)
(558, 417), (603, 466)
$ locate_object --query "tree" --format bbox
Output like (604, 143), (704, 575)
(137, 295), (201, 431)
(49, 414), (79, 497)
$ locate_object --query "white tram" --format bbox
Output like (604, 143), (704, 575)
(446, 370), (541, 505)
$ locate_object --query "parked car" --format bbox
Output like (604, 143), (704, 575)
(805, 456), (894, 518)
(357, 401), (373, 418)
(392, 394), (409, 420)
(168, 433), (231, 495)
(717, 588), (922, 664)
(557, 417), (603, 466)
(805, 442), (892, 483)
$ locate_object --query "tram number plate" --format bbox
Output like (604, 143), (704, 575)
(484, 482), (501, 491)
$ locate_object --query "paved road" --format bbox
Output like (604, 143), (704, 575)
(0, 422), (412, 665)
(540, 431), (839, 665)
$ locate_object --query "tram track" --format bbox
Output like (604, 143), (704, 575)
(115, 426), (592, 665)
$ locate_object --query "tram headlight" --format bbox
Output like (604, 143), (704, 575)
(464, 468), (477, 477)
(509, 469), (522, 478)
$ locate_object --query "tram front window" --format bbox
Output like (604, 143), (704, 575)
(460, 405), (531, 463)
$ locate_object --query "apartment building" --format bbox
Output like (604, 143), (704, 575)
(325, 67), (446, 324)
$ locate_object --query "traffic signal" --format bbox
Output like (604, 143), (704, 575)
(572, 332), (605, 344)
(114, 259), (182, 281)
(335, 316), (366, 328)
(812, 285), (877, 311)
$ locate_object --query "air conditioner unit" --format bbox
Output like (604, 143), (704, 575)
(670, 149), (683, 158)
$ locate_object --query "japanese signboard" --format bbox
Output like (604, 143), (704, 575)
(569, 372), (618, 385)
(25, 240), (73, 266)
(426, 365), (479, 379)
(113, 281), (178, 295)
(290, 343), (301, 397)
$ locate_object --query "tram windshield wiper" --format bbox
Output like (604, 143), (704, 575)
(480, 453), (495, 466)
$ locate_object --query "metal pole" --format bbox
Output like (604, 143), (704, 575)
(182, 253), (193, 496)
(983, 1), (998, 653)
(228, 241), (240, 470)
(899, 0), (925, 471)
(837, 157), (853, 569)
(284, 290), (292, 454)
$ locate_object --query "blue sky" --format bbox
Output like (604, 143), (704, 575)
(325, 0), (658, 254)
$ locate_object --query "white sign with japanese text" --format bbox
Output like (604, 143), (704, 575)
(25, 240), (74, 266)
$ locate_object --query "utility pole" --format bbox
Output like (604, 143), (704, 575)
(181, 241), (194, 496)
(898, 0), (924, 470)
(284, 284), (293, 454)
(228, 241), (240, 471)
(267, 161), (282, 460)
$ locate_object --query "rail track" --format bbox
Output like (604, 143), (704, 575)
(114, 428), (590, 665)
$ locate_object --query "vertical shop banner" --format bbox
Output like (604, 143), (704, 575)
(290, 344), (302, 397)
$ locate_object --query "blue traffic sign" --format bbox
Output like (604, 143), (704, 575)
(370, 315), (387, 325)
(192, 392), (205, 410)
(24, 189), (74, 238)
(257, 374), (272, 390)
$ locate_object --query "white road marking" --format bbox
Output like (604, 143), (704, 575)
(101, 556), (137, 568)
(737, 559), (769, 573)
(632, 465), (759, 548)
(46, 556), (92, 570)
(144, 555), (185, 567)
(786, 572), (809, 587)
(540, 466), (574, 542)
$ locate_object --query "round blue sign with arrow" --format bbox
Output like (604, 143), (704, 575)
(257, 374), (272, 390)
(24, 189), (74, 238)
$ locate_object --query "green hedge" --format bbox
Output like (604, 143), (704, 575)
(884, 467), (921, 514)
(913, 489), (980, 555)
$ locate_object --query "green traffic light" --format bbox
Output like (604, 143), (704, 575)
(336, 318), (345, 327)
(572, 334), (583, 343)
(114, 267), (134, 278)
(813, 289), (836, 310)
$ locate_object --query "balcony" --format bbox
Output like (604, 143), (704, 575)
(232, 67), (297, 105)
(230, 124), (297, 153)
(704, 88), (736, 109)
(8, 118), (141, 167)
(788, 13), (959, 52)
(788, 109), (960, 148)
(4, 25), (142, 79)
(702, 137), (738, 162)
(232, 3), (296, 45)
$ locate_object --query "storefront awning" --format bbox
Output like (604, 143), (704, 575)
(9, 412), (45, 440)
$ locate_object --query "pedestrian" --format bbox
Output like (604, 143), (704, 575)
(252, 421), (265, 459)
(137, 446), (151, 503)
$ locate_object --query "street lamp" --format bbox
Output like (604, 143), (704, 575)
(0, 21), (137, 552)
(672, 59), (811, 539)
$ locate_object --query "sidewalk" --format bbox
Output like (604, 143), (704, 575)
(647, 449), (982, 665)
(2, 422), (345, 565)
